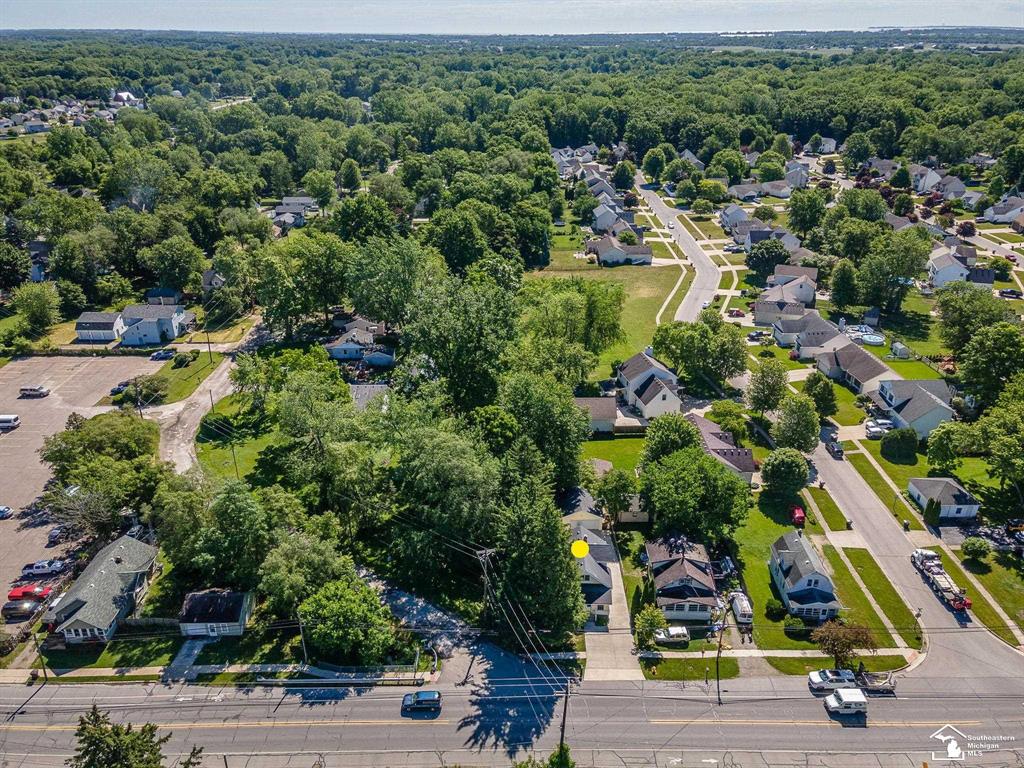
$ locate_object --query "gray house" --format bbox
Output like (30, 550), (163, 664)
(769, 532), (840, 621)
(120, 304), (194, 346)
(179, 590), (254, 638)
(44, 536), (158, 645)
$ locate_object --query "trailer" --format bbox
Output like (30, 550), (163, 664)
(855, 670), (897, 694)
(911, 549), (971, 611)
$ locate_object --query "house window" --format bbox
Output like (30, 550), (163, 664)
(955, 507), (962, 515)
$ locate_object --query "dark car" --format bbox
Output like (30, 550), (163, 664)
(110, 381), (130, 395)
(826, 441), (844, 458)
(998, 288), (1023, 299)
(150, 349), (175, 361)
(402, 690), (442, 713)
(2, 600), (39, 621)
(0, 506), (12, 520)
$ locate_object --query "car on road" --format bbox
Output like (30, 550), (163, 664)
(150, 349), (176, 361)
(791, 506), (806, 526)
(21, 559), (65, 577)
(808, 669), (857, 691)
(18, 386), (50, 398)
(1, 600), (39, 621)
(701, 300), (712, 309)
(667, 220), (675, 229)
(825, 441), (844, 458)
(824, 688), (868, 716)
(653, 626), (690, 644)
(0, 506), (12, 520)
(7, 585), (53, 602)
(402, 690), (442, 713)
(998, 288), (1023, 299)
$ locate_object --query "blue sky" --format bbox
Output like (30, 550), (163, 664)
(2, 0), (1022, 34)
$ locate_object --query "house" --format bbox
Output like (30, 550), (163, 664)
(754, 298), (811, 327)
(569, 525), (615, 619)
(28, 240), (51, 281)
(280, 195), (318, 212)
(773, 310), (840, 350)
(350, 383), (390, 412)
(769, 532), (840, 621)
(120, 304), (194, 346)
(759, 274), (816, 306)
(744, 150), (761, 167)
(681, 149), (705, 172)
(272, 211), (304, 231)
(719, 204), (749, 232)
(967, 267), (995, 287)
(768, 264), (818, 286)
(685, 413), (757, 482)
(960, 190), (984, 212)
(145, 287), (183, 306)
(745, 227), (801, 254)
(983, 197), (1024, 224)
(967, 153), (997, 171)
(587, 178), (619, 201)
(574, 396), (616, 434)
(814, 340), (890, 393)
(868, 158), (900, 181)
(75, 312), (126, 343)
(760, 180), (793, 199)
(645, 537), (719, 622)
(587, 235), (652, 266)
(24, 120), (50, 134)
(560, 487), (604, 531)
(324, 327), (395, 367)
(1012, 212), (1024, 234)
(927, 249), (969, 287)
(616, 350), (679, 418)
(869, 379), (953, 439)
(44, 536), (157, 645)
(785, 161), (810, 189)
(201, 269), (226, 293)
(618, 493), (648, 524)
(728, 183), (761, 202)
(815, 137), (837, 154)
(179, 590), (254, 637)
(591, 204), (621, 233)
(731, 218), (770, 244)
(907, 478), (980, 521)
(884, 212), (913, 231)
(935, 175), (967, 201)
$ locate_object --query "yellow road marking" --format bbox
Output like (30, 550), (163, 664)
(649, 719), (983, 727)
(0, 719), (449, 732)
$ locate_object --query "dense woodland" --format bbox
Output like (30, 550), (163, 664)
(3, 32), (1024, 658)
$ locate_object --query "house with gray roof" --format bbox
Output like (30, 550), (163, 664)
(869, 379), (953, 439)
(815, 340), (890, 394)
(772, 310), (839, 349)
(681, 149), (705, 172)
(574, 396), (616, 434)
(731, 218), (771, 244)
(560, 487), (604, 531)
(75, 312), (126, 343)
(349, 383), (391, 412)
(645, 536), (719, 622)
(179, 589), (254, 638)
(753, 298), (807, 327)
(769, 532), (840, 621)
(44, 536), (157, 645)
(907, 478), (980, 521)
(587, 235), (652, 266)
(685, 413), (757, 482)
(120, 304), (195, 346)
(633, 375), (682, 419)
(728, 183), (761, 202)
(884, 212), (914, 231)
(719, 203), (749, 232)
(983, 196), (1024, 224)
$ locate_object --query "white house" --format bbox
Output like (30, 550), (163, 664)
(760, 180), (793, 199)
(75, 312), (126, 343)
(814, 340), (890, 394)
(719, 203), (749, 231)
(616, 350), (679, 418)
(120, 304), (194, 346)
(769, 532), (840, 621)
(907, 478), (980, 521)
(984, 196), (1024, 224)
(633, 375), (682, 419)
(784, 161), (809, 189)
(772, 310), (838, 349)
(935, 175), (966, 201)
(927, 249), (969, 288)
(324, 327), (396, 367)
(869, 379), (953, 439)
(560, 487), (604, 531)
(587, 235), (652, 266)
(815, 137), (837, 154)
(681, 149), (705, 172)
(573, 397), (616, 434)
(646, 538), (718, 623)
(178, 590), (254, 638)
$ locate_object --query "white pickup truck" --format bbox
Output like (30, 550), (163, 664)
(21, 559), (65, 577)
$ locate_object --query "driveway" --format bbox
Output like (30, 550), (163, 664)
(583, 542), (643, 681)
(634, 173), (720, 322)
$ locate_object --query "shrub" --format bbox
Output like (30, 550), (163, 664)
(880, 426), (919, 461)
(960, 536), (991, 562)
(765, 597), (787, 621)
(783, 614), (810, 638)
(172, 352), (191, 368)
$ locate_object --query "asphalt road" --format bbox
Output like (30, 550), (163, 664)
(0, 674), (1020, 767)
(634, 173), (720, 322)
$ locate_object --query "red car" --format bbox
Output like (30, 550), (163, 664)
(727, 309), (745, 318)
(7, 585), (53, 602)
(791, 506), (806, 526)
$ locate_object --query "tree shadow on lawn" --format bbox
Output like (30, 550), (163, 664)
(881, 307), (931, 344)
(964, 482), (1023, 524)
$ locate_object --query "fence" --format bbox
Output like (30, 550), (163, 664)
(122, 617), (178, 631)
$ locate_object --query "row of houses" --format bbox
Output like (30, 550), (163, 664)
(75, 304), (195, 346)
(0, 91), (144, 136)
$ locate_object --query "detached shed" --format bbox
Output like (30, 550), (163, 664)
(179, 590), (253, 638)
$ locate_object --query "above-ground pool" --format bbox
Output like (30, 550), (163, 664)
(861, 334), (885, 346)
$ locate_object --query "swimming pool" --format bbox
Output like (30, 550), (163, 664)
(861, 334), (885, 346)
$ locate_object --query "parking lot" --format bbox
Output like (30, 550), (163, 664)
(0, 356), (163, 632)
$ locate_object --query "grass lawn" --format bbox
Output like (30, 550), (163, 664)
(860, 344), (943, 380)
(184, 313), (256, 344)
(582, 436), (644, 474)
(733, 495), (821, 650)
(46, 674), (164, 684)
(843, 548), (923, 649)
(927, 547), (1017, 646)
(955, 550), (1024, 631)
(690, 215), (726, 240)
(195, 621), (304, 666)
(677, 214), (703, 239)
(718, 271), (737, 290)
(846, 451), (925, 530)
(821, 545), (895, 647)
(614, 526), (653, 620)
(39, 634), (185, 671)
(747, 344), (807, 371)
(640, 656), (739, 681)
(723, 251), (748, 265)
(649, 240), (676, 260)
(764, 654), (907, 676)
(735, 269), (763, 293)
(138, 554), (189, 619)
(196, 393), (284, 485)
(830, 383), (865, 426)
(103, 352), (226, 406)
(805, 487), (847, 532)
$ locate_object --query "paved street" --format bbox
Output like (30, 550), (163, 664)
(634, 173), (720, 322)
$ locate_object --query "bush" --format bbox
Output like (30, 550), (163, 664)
(124, 373), (170, 404)
(765, 597), (787, 621)
(961, 536), (991, 562)
(172, 352), (191, 368)
(783, 614), (810, 638)
(880, 427), (919, 461)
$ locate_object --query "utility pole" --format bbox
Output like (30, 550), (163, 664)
(230, 443), (240, 480)
(209, 389), (216, 413)
(297, 610), (309, 665)
(558, 679), (572, 752)
(31, 632), (48, 681)
(715, 616), (726, 705)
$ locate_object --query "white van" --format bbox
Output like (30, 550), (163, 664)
(731, 593), (753, 625)
(0, 415), (21, 430)
(19, 386), (49, 398)
(824, 688), (867, 716)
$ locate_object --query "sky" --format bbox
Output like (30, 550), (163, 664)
(2, 0), (1022, 35)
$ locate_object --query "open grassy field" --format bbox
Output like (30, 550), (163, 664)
(843, 548), (923, 649)
(582, 436), (644, 474)
(39, 634), (185, 671)
(927, 547), (1017, 646)
(640, 656), (739, 680)
(821, 545), (895, 647)
(764, 654), (907, 676)
(689, 215), (726, 240)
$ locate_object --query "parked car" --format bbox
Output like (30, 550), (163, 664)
(653, 626), (691, 644)
(791, 506), (806, 526)
(21, 559), (65, 577)
(727, 309), (745, 318)
(864, 419), (892, 432)
(724, 244), (743, 253)
(998, 288), (1023, 299)
(18, 386), (50, 398)
(0, 506), (12, 520)
(747, 330), (767, 340)
(808, 669), (857, 691)
(825, 441), (844, 459)
(701, 300), (712, 309)
(1, 600), (39, 621)
(865, 425), (885, 439)
(7, 585), (53, 602)
(150, 348), (175, 361)
(47, 526), (66, 546)
(401, 690), (442, 712)
(110, 381), (130, 395)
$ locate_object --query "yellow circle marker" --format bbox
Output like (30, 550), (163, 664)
(571, 539), (590, 559)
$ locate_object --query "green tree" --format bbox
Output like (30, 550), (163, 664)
(745, 238), (790, 279)
(40, 410), (159, 483)
(611, 161), (635, 190)
(707, 399), (748, 444)
(771, 133), (793, 160)
(640, 412), (701, 466)
(926, 421), (970, 475)
(753, 204), (777, 223)
(67, 705), (202, 768)
(339, 158), (362, 193)
(640, 446), (750, 541)
(935, 282), (1016, 354)
(761, 448), (809, 497)
(635, 604), (669, 649)
(841, 132), (873, 170)
(802, 371), (838, 419)
(596, 468), (636, 520)
(959, 322), (1024, 409)
(890, 166), (911, 189)
(11, 280), (61, 331)
(301, 168), (337, 208)
(787, 189), (826, 236)
(747, 359), (788, 415)
(642, 148), (666, 182)
(0, 242), (31, 291)
(857, 228), (930, 313)
(840, 188), (888, 222)
(880, 426), (918, 461)
(961, 536), (991, 562)
(811, 621), (876, 668)
(138, 234), (205, 292)
(422, 207), (489, 273)
(259, 531), (351, 616)
(891, 193), (913, 216)
(331, 193), (396, 242)
(300, 565), (396, 664)
(771, 394), (820, 452)
(691, 198), (714, 215)
(348, 236), (438, 328)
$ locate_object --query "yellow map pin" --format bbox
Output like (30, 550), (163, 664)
(571, 539), (590, 559)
